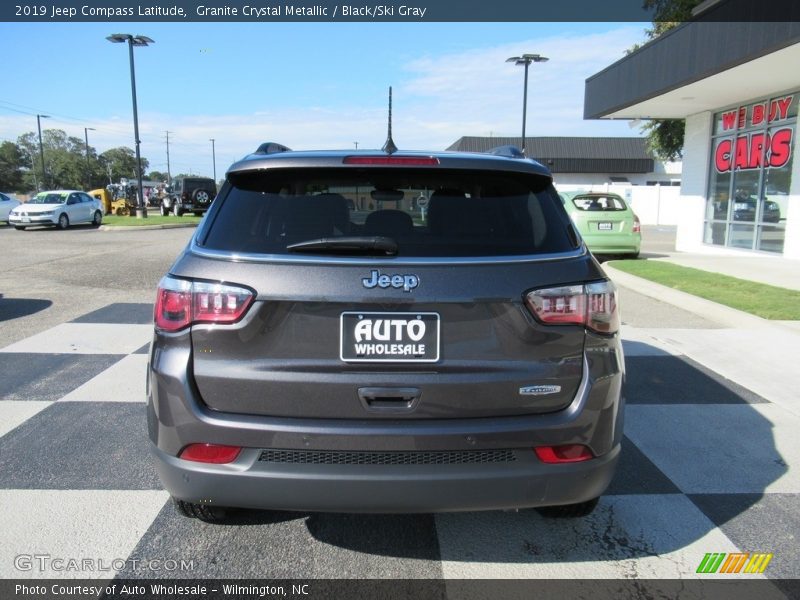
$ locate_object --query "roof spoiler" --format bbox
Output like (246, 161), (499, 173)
(254, 142), (291, 155)
(487, 145), (525, 159)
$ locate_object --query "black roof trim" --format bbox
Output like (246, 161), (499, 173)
(254, 142), (292, 155)
(487, 145), (525, 159)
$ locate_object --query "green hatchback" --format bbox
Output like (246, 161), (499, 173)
(561, 192), (641, 258)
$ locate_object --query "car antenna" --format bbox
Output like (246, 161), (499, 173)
(381, 86), (398, 155)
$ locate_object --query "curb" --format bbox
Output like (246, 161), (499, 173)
(603, 263), (795, 331)
(99, 223), (198, 231)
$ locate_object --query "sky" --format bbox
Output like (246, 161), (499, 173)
(1, 21), (649, 180)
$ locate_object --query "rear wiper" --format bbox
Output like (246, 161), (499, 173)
(286, 236), (398, 256)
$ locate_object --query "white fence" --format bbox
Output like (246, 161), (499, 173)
(556, 183), (682, 226)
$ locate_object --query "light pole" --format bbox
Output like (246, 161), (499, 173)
(84, 127), (95, 190)
(36, 114), (49, 190)
(107, 33), (154, 218)
(506, 53), (549, 155)
(210, 138), (216, 183)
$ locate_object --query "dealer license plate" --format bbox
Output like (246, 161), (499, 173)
(598, 222), (612, 231)
(340, 311), (440, 363)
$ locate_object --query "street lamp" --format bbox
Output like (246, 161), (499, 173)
(36, 114), (49, 190)
(209, 138), (216, 183)
(107, 33), (154, 218)
(84, 127), (95, 190)
(506, 53), (549, 155)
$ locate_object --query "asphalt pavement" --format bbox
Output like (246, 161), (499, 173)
(0, 222), (797, 593)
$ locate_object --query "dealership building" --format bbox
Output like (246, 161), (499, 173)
(585, 2), (800, 258)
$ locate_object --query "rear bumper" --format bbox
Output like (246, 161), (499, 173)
(153, 443), (619, 513)
(583, 234), (641, 255)
(147, 329), (624, 512)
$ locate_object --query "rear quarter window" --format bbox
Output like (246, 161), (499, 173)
(199, 168), (577, 258)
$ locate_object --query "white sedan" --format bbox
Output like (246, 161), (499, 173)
(9, 190), (103, 230)
(0, 192), (21, 224)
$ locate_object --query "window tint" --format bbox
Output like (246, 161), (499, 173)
(571, 195), (627, 211)
(200, 168), (576, 257)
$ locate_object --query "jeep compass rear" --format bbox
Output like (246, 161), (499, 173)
(147, 147), (624, 520)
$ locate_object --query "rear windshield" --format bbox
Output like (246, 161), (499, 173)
(571, 195), (627, 211)
(199, 168), (576, 257)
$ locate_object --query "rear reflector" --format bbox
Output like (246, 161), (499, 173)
(155, 276), (254, 332)
(343, 156), (439, 166)
(179, 443), (242, 464)
(525, 280), (619, 334)
(534, 445), (594, 464)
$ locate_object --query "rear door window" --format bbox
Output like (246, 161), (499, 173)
(199, 168), (576, 257)
(571, 195), (627, 211)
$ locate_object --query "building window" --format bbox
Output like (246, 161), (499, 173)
(705, 92), (796, 253)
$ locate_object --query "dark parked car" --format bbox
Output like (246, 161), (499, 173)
(160, 176), (217, 217)
(148, 144), (624, 521)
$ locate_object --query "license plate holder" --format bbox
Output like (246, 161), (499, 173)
(597, 222), (612, 231)
(340, 311), (440, 363)
(21, 217), (30, 223)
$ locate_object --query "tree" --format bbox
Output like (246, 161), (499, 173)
(147, 170), (169, 183)
(0, 141), (28, 192)
(3, 133), (147, 191)
(633, 0), (704, 161)
(100, 147), (149, 183)
(16, 129), (89, 190)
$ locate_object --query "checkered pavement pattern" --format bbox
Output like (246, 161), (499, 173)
(0, 303), (797, 591)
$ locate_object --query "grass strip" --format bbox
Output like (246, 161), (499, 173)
(102, 215), (201, 227)
(608, 259), (800, 320)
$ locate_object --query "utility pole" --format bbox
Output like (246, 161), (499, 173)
(165, 130), (172, 185)
(36, 114), (49, 190)
(84, 127), (95, 190)
(210, 138), (216, 182)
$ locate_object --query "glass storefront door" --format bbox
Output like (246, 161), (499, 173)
(705, 93), (796, 253)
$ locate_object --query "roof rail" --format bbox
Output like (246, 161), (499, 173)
(254, 142), (291, 155)
(487, 145), (525, 159)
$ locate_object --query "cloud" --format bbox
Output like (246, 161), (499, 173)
(394, 25), (648, 144)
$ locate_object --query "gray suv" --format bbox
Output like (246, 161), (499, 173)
(160, 176), (217, 217)
(147, 145), (624, 521)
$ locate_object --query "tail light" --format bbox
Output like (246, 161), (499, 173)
(179, 443), (242, 464)
(524, 280), (619, 334)
(632, 215), (641, 233)
(155, 276), (254, 332)
(535, 445), (594, 464)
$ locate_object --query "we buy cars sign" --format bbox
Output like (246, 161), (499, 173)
(714, 94), (795, 173)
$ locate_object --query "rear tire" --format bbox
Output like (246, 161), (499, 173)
(173, 497), (227, 522)
(173, 203), (183, 217)
(536, 497), (599, 518)
(92, 211), (102, 227)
